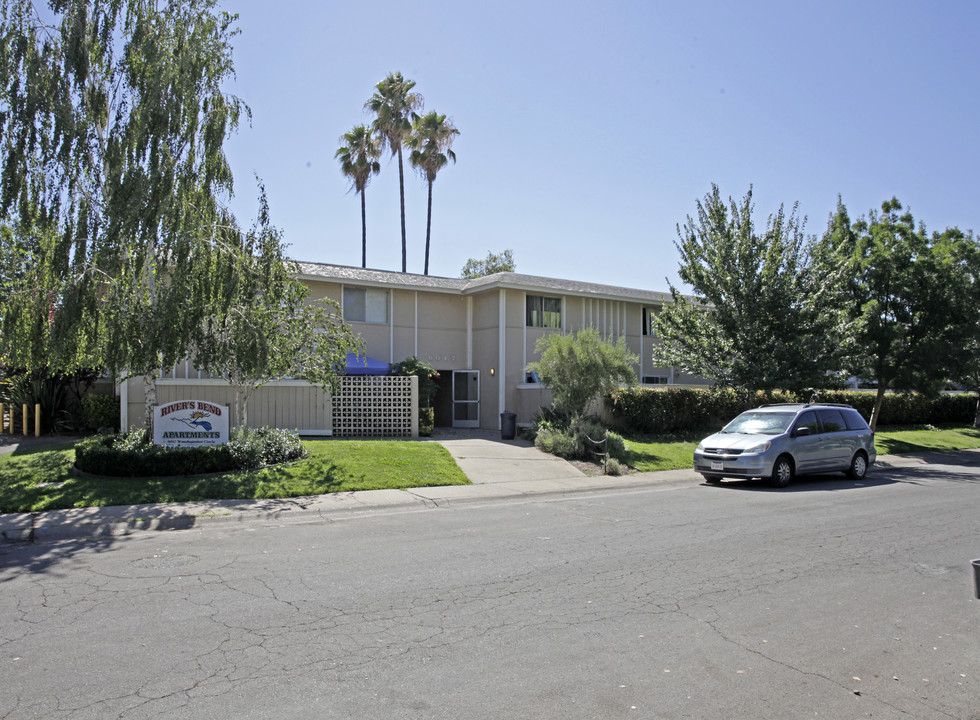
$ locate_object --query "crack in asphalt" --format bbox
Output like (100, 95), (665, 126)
(1, 484), (974, 719)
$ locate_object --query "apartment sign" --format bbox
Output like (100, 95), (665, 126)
(153, 400), (229, 447)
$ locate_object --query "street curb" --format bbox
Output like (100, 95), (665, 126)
(5, 449), (976, 544)
(0, 471), (699, 543)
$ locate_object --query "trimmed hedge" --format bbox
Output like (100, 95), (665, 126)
(605, 387), (978, 435)
(75, 426), (306, 478)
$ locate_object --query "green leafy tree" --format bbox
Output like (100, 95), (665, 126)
(653, 185), (841, 394)
(460, 249), (516, 278)
(527, 328), (638, 419)
(835, 198), (980, 430)
(335, 124), (381, 268)
(192, 191), (363, 426)
(365, 72), (422, 274)
(407, 111), (459, 276)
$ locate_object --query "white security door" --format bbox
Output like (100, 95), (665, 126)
(452, 370), (480, 428)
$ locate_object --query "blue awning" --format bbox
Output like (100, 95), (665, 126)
(345, 353), (391, 376)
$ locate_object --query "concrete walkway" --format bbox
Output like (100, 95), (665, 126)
(0, 429), (698, 543)
(432, 428), (586, 486)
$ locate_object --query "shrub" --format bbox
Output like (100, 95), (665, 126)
(227, 426), (265, 469)
(534, 426), (581, 460)
(528, 328), (638, 418)
(82, 393), (120, 431)
(74, 426), (306, 477)
(533, 416), (629, 464)
(418, 407), (434, 437)
(390, 357), (440, 408)
(248, 426), (305, 465)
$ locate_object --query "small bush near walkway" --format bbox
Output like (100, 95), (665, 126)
(533, 416), (629, 468)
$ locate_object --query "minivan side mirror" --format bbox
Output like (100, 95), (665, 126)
(793, 426), (811, 438)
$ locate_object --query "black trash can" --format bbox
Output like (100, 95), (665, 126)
(500, 412), (517, 440)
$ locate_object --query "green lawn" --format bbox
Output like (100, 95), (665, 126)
(0, 439), (469, 514)
(621, 424), (980, 474)
(4, 424), (979, 513)
(872, 424), (980, 455)
(621, 433), (702, 473)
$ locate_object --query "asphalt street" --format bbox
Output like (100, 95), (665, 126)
(1, 457), (978, 719)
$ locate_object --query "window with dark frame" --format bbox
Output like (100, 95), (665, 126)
(526, 295), (561, 328)
(642, 307), (658, 336)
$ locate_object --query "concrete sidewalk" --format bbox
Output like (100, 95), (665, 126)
(0, 429), (698, 543)
(1, 431), (958, 544)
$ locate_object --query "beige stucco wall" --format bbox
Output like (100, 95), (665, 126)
(470, 290), (500, 428)
(416, 291), (467, 369)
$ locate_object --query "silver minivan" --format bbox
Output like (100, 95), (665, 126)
(693, 403), (876, 488)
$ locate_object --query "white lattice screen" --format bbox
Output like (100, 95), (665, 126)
(334, 376), (418, 437)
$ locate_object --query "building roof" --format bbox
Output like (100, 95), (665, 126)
(294, 261), (673, 304)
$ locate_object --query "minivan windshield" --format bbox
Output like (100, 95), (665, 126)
(721, 411), (795, 435)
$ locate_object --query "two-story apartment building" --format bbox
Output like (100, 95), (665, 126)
(120, 261), (704, 435)
(296, 261), (703, 430)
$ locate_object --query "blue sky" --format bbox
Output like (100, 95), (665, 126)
(218, 0), (980, 292)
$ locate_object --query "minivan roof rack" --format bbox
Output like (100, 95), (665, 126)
(759, 402), (855, 409)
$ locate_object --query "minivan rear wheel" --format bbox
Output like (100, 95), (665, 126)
(770, 455), (794, 488)
(847, 451), (868, 480)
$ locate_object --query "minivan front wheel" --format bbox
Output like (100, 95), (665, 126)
(770, 455), (794, 488)
(847, 451), (868, 480)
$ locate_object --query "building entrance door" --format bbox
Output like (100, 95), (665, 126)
(452, 370), (480, 428)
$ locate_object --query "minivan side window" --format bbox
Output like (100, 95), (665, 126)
(795, 411), (821, 435)
(817, 408), (847, 433)
(842, 409), (870, 431)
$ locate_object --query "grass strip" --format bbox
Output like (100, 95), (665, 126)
(0, 439), (468, 513)
(872, 424), (980, 455)
(620, 433), (702, 473)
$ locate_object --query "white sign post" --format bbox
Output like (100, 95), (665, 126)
(153, 400), (230, 447)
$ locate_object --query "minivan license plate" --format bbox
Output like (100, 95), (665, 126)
(710, 461), (724, 471)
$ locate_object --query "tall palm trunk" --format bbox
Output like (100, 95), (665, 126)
(360, 189), (367, 268)
(396, 144), (407, 273)
(424, 180), (433, 275)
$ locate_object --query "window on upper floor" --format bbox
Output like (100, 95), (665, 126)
(642, 307), (658, 336)
(526, 295), (561, 329)
(343, 287), (388, 324)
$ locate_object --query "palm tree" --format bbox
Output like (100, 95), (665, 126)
(407, 111), (459, 276)
(335, 125), (381, 268)
(365, 73), (422, 273)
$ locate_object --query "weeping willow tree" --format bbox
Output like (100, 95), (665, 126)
(0, 1), (357, 430)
